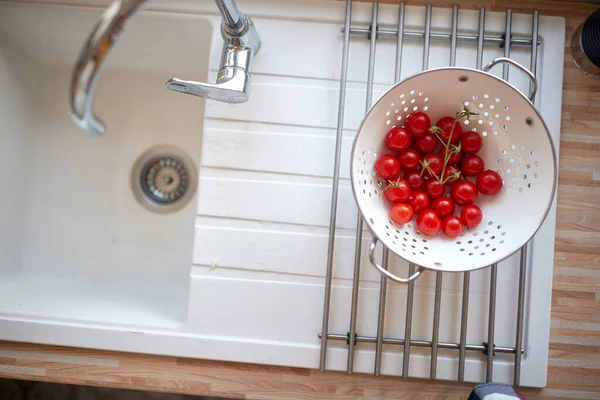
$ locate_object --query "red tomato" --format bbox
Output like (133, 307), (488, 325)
(414, 133), (438, 154)
(460, 131), (483, 154)
(374, 154), (401, 179)
(405, 111), (431, 137)
(385, 126), (412, 152)
(451, 180), (478, 206)
(461, 155), (485, 177)
(383, 179), (412, 203)
(424, 179), (445, 200)
(442, 216), (464, 238)
(416, 209), (442, 236)
(398, 148), (421, 172)
(443, 165), (461, 184)
(422, 153), (443, 179)
(409, 191), (430, 213)
(440, 145), (462, 165)
(434, 116), (463, 144)
(390, 203), (415, 225)
(404, 171), (424, 191)
(460, 204), (483, 228)
(476, 170), (503, 195)
(431, 197), (456, 219)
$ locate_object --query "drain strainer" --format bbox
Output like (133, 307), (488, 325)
(142, 157), (190, 204)
(132, 146), (198, 213)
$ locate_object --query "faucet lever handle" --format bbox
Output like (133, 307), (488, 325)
(166, 21), (259, 104)
(166, 66), (251, 104)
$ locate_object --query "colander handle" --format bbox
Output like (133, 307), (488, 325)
(483, 57), (537, 102)
(369, 238), (424, 284)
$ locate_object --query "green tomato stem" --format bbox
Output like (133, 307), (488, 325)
(437, 106), (476, 184)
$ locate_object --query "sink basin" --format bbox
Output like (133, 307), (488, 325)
(0, 3), (211, 327)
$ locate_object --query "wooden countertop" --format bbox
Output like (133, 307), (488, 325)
(1, 1), (600, 399)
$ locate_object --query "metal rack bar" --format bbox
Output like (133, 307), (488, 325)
(347, 1), (378, 374)
(514, 9), (539, 387)
(458, 273), (471, 381)
(514, 248), (528, 384)
(375, 3), (405, 377)
(374, 248), (388, 376)
(450, 5), (458, 67)
(432, 5), (458, 381)
(503, 10), (513, 80)
(530, 11), (540, 104)
(476, 7), (485, 70)
(430, 272), (443, 378)
(486, 265), (498, 382)
(342, 27), (540, 47)
(459, 9), (485, 382)
(395, 4), (405, 83)
(485, 8), (512, 385)
(318, 0), (352, 373)
(365, 3), (378, 113)
(402, 263), (415, 377)
(403, 5), (431, 378)
(321, 333), (521, 354)
(422, 5), (432, 70)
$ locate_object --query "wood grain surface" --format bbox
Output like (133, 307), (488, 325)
(1, 1), (600, 399)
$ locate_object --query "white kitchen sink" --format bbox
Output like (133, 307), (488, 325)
(0, 3), (211, 327)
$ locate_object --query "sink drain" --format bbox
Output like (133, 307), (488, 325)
(142, 157), (189, 204)
(132, 146), (198, 213)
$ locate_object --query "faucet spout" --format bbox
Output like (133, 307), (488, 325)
(215, 0), (242, 29)
(70, 0), (149, 137)
(69, 0), (260, 137)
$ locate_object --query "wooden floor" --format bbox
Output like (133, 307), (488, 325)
(1, 1), (600, 399)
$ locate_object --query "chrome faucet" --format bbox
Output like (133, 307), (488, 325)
(70, 0), (260, 137)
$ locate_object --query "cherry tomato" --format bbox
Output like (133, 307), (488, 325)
(385, 126), (412, 152)
(431, 197), (456, 219)
(409, 191), (430, 213)
(460, 131), (483, 154)
(417, 209), (442, 236)
(383, 179), (412, 203)
(414, 133), (438, 154)
(443, 165), (461, 184)
(404, 171), (424, 191)
(374, 154), (401, 179)
(476, 170), (503, 195)
(422, 153), (443, 179)
(461, 155), (485, 177)
(442, 216), (464, 238)
(424, 179), (445, 200)
(405, 111), (431, 137)
(460, 204), (483, 228)
(451, 180), (478, 206)
(398, 148), (421, 172)
(435, 116), (463, 144)
(440, 145), (462, 165)
(390, 203), (415, 225)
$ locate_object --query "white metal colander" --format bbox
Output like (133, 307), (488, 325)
(351, 58), (557, 283)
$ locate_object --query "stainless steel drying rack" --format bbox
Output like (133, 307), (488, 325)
(318, 1), (540, 386)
